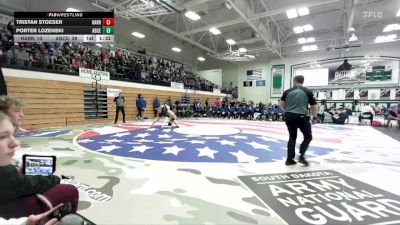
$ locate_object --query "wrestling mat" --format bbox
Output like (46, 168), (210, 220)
(14, 119), (400, 224)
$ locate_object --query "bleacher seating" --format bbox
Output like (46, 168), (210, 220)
(0, 25), (232, 94)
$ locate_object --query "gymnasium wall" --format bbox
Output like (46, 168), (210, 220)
(197, 41), (400, 103)
(3, 68), (225, 129)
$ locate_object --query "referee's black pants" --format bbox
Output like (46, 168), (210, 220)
(115, 106), (126, 124)
(285, 113), (313, 160)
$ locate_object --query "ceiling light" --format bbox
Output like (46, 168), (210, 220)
(309, 45), (318, 51)
(302, 45), (310, 51)
(225, 2), (232, 10)
(383, 24), (400, 32)
(209, 27), (221, 35)
(301, 45), (317, 51)
(375, 36), (386, 43)
(397, 9), (400, 17)
(349, 34), (358, 42)
(96, 44), (102, 47)
(303, 24), (313, 31)
(293, 26), (304, 34)
(184, 11), (201, 21)
(172, 47), (181, 52)
(244, 54), (255, 59)
(66, 8), (80, 12)
(375, 34), (397, 43)
(197, 57), (205, 61)
(306, 37), (315, 43)
(132, 32), (145, 38)
(238, 47), (247, 52)
(348, 27), (355, 32)
(297, 7), (309, 16)
(286, 9), (298, 19)
(383, 24), (395, 32)
(386, 34), (397, 41)
(226, 39), (236, 45)
(298, 38), (307, 44)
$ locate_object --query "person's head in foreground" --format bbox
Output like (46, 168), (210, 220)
(0, 112), (19, 166)
(0, 96), (24, 132)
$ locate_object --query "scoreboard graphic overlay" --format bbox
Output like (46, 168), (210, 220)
(14, 12), (114, 43)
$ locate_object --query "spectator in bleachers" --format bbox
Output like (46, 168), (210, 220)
(0, 27), (226, 93)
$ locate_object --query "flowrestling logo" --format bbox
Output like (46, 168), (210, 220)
(62, 178), (112, 202)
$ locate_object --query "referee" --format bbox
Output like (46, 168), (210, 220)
(279, 75), (317, 166)
(113, 92), (126, 124)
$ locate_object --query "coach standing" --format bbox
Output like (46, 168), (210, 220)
(114, 92), (126, 124)
(279, 75), (317, 166)
(136, 94), (146, 120)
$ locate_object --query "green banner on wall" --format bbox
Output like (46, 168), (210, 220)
(271, 64), (285, 97)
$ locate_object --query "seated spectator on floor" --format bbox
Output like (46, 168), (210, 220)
(216, 106), (222, 118)
(211, 105), (218, 118)
(247, 106), (255, 120)
(0, 113), (79, 219)
(202, 105), (211, 117)
(221, 106), (228, 119)
(359, 104), (375, 125)
(265, 106), (274, 121)
(153, 97), (160, 117)
(331, 109), (349, 125)
(213, 98), (221, 108)
(176, 101), (184, 117)
(1, 203), (64, 225)
(233, 105), (240, 119)
(397, 102), (400, 114)
(0, 96), (25, 132)
(344, 106), (352, 116)
(381, 105), (390, 115)
(272, 106), (283, 121)
(385, 106), (399, 127)
(239, 105), (247, 119)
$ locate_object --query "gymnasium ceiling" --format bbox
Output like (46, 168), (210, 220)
(92, 0), (400, 58)
(1, 0), (399, 60)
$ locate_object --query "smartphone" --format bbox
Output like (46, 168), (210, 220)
(22, 154), (56, 176)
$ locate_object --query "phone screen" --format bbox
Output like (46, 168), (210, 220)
(24, 156), (55, 176)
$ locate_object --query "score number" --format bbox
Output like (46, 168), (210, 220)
(103, 18), (114, 26)
(102, 18), (114, 34)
